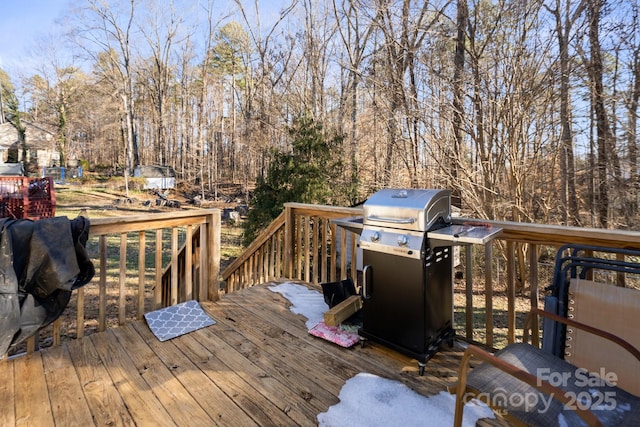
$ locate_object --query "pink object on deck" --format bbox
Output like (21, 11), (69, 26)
(309, 321), (361, 348)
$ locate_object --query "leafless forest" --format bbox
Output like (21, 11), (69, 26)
(1, 0), (639, 229)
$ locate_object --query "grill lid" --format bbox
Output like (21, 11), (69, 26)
(363, 188), (451, 232)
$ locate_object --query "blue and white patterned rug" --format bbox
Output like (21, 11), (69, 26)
(144, 300), (216, 341)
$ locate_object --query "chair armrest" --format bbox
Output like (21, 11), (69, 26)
(528, 307), (640, 364)
(454, 344), (603, 427)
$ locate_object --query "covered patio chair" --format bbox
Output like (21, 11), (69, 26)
(451, 245), (640, 426)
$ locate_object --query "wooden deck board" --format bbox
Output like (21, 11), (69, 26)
(14, 353), (54, 427)
(66, 335), (136, 426)
(0, 282), (473, 426)
(221, 283), (460, 394)
(188, 323), (324, 425)
(129, 321), (259, 427)
(203, 295), (352, 403)
(0, 350), (16, 427)
(174, 331), (298, 426)
(41, 346), (94, 427)
(110, 324), (217, 426)
(90, 329), (177, 426)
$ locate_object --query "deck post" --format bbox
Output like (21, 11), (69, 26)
(207, 210), (221, 301)
(284, 204), (295, 278)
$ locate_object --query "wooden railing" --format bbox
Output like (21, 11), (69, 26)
(20, 209), (221, 355)
(222, 202), (640, 349)
(222, 204), (362, 291)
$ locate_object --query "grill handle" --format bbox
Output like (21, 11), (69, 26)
(362, 265), (371, 299)
(366, 215), (415, 224)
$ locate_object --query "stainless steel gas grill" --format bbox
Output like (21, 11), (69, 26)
(357, 188), (455, 374)
(332, 188), (501, 374)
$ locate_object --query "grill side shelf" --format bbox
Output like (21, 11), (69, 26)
(427, 224), (502, 247)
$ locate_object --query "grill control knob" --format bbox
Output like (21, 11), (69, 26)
(371, 231), (381, 242)
(397, 235), (409, 246)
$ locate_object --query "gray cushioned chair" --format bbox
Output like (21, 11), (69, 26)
(452, 308), (640, 426)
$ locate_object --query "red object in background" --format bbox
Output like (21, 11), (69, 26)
(0, 176), (56, 220)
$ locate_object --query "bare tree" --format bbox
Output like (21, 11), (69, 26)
(23, 34), (88, 170)
(621, 1), (640, 224)
(333, 0), (376, 203)
(137, 0), (184, 168)
(451, 0), (469, 205)
(374, 0), (451, 188)
(187, 0), (230, 199)
(543, 0), (584, 225)
(586, 0), (615, 227)
(233, 0), (299, 199)
(75, 0), (141, 195)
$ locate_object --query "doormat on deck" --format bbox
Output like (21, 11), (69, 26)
(144, 300), (216, 341)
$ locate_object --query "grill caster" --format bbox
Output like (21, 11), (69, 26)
(446, 330), (456, 348)
(418, 362), (426, 376)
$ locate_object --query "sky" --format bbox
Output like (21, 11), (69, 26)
(0, 0), (72, 75)
(0, 0), (284, 115)
(268, 282), (496, 427)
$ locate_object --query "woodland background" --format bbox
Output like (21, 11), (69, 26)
(0, 0), (639, 231)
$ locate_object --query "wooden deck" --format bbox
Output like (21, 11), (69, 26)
(0, 282), (472, 427)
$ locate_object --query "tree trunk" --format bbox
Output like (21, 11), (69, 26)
(547, 0), (583, 225)
(451, 0), (468, 206)
(587, 0), (612, 228)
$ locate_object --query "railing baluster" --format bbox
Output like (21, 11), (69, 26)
(154, 229), (163, 309)
(485, 243), (494, 349)
(297, 215), (303, 281)
(208, 212), (220, 301)
(529, 243), (540, 346)
(53, 318), (61, 346)
(312, 215), (319, 285)
(119, 232), (127, 325)
(138, 230), (146, 319)
(304, 216), (311, 282)
(171, 227), (179, 304)
(270, 234), (276, 280)
(330, 222), (337, 282)
(26, 336), (36, 353)
(506, 241), (516, 344)
(199, 223), (207, 298)
(340, 228), (347, 280)
(185, 225), (193, 301)
(465, 245), (473, 341)
(321, 218), (328, 283)
(265, 240), (270, 282)
(284, 206), (294, 278)
(99, 234), (107, 332)
(350, 233), (357, 284)
(276, 232), (282, 279)
(76, 286), (85, 339)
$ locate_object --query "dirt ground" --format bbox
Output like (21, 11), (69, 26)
(54, 180), (249, 217)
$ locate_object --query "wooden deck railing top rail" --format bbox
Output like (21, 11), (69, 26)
(490, 218), (640, 248)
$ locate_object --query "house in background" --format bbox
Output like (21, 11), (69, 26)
(0, 116), (60, 173)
